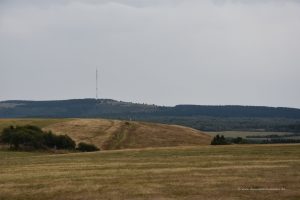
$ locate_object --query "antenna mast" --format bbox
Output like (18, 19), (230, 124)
(96, 69), (98, 100)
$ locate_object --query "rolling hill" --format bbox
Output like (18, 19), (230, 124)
(0, 118), (211, 150)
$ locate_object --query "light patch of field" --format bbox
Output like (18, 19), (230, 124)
(206, 131), (294, 138)
(0, 144), (299, 200)
(43, 119), (211, 150)
(0, 118), (72, 131)
(0, 119), (212, 150)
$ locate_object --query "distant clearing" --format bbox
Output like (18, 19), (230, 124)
(206, 131), (294, 138)
(0, 119), (211, 150)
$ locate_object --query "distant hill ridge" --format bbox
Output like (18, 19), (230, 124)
(1, 98), (300, 119)
(1, 99), (300, 132)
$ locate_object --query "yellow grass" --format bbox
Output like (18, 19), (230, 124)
(0, 118), (72, 130)
(0, 144), (299, 200)
(0, 118), (211, 150)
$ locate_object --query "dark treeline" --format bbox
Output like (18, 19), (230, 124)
(246, 132), (300, 139)
(1, 99), (300, 132)
(211, 134), (300, 145)
(1, 99), (300, 119)
(0, 125), (99, 152)
(160, 105), (300, 119)
(260, 138), (300, 144)
(1, 125), (75, 150)
(139, 116), (300, 132)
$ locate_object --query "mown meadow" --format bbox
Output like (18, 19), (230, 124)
(0, 144), (299, 200)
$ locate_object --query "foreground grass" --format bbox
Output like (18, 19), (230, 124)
(0, 144), (299, 200)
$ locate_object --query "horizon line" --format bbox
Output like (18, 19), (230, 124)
(1, 98), (300, 109)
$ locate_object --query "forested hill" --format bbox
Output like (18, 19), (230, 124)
(161, 105), (300, 118)
(1, 99), (300, 132)
(1, 99), (299, 118)
(0, 99), (159, 118)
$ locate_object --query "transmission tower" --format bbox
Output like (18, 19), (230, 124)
(96, 69), (98, 101)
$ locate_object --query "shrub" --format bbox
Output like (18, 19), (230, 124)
(1, 125), (45, 149)
(232, 137), (245, 144)
(211, 134), (228, 145)
(43, 131), (57, 148)
(54, 135), (76, 150)
(77, 142), (99, 152)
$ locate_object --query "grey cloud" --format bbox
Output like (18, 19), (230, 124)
(1, 0), (300, 107)
(0, 0), (183, 8)
(1, 0), (300, 9)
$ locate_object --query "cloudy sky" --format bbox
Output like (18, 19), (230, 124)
(1, 0), (300, 107)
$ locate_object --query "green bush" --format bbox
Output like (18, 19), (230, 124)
(211, 134), (228, 145)
(55, 135), (76, 150)
(232, 137), (246, 144)
(43, 131), (57, 148)
(1, 125), (45, 149)
(0, 125), (76, 150)
(77, 142), (99, 152)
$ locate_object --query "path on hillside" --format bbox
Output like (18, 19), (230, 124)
(43, 119), (211, 150)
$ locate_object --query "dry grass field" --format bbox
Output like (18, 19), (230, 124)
(0, 118), (72, 131)
(0, 119), (211, 150)
(0, 144), (299, 200)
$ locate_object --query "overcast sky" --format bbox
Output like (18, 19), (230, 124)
(1, 0), (300, 108)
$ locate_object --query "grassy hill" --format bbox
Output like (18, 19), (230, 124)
(0, 119), (211, 150)
(0, 144), (299, 200)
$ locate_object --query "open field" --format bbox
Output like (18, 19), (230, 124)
(0, 119), (211, 150)
(0, 144), (299, 200)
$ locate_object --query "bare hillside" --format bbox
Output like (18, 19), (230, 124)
(43, 119), (211, 150)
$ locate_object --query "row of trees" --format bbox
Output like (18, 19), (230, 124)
(211, 135), (227, 145)
(211, 135), (247, 145)
(0, 125), (99, 152)
(211, 134), (300, 145)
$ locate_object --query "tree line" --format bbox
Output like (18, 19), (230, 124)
(0, 125), (99, 152)
(211, 134), (300, 145)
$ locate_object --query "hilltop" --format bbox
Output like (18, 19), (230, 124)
(0, 118), (211, 150)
